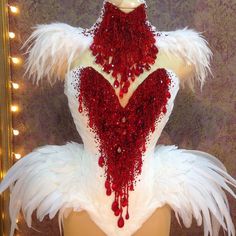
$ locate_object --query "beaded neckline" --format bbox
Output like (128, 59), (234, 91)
(88, 1), (159, 98)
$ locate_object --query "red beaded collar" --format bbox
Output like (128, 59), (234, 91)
(89, 1), (158, 98)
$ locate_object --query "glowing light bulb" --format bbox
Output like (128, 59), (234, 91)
(14, 153), (21, 160)
(9, 6), (19, 14)
(12, 82), (19, 89)
(11, 57), (21, 64)
(9, 32), (16, 39)
(13, 129), (20, 136)
(11, 105), (19, 112)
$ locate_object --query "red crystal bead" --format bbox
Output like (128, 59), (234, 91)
(105, 180), (110, 189)
(112, 200), (119, 211)
(121, 198), (128, 207)
(131, 76), (136, 82)
(106, 188), (112, 196)
(118, 216), (124, 228)
(122, 86), (128, 94)
(115, 209), (120, 216)
(78, 106), (83, 113)
(114, 79), (119, 88)
(162, 106), (167, 114)
(112, 183), (117, 191)
(98, 155), (105, 167)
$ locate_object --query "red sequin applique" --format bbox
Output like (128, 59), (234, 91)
(88, 2), (158, 98)
(75, 67), (171, 228)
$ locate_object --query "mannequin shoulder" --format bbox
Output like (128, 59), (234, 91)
(154, 27), (213, 91)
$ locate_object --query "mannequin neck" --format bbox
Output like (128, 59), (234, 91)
(106, 0), (144, 13)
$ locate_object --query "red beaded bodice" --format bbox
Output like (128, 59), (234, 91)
(75, 67), (171, 228)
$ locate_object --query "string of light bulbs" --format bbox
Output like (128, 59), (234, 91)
(8, 3), (22, 161)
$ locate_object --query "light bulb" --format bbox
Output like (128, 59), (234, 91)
(12, 82), (19, 89)
(11, 57), (21, 64)
(9, 32), (16, 39)
(13, 129), (20, 136)
(11, 105), (19, 112)
(14, 153), (22, 160)
(9, 6), (19, 14)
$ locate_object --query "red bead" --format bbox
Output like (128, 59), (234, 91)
(114, 209), (120, 216)
(162, 106), (167, 114)
(112, 200), (119, 211)
(98, 156), (105, 167)
(112, 183), (117, 191)
(114, 79), (119, 88)
(106, 188), (112, 196)
(118, 216), (124, 228)
(131, 76), (136, 82)
(151, 125), (155, 132)
(105, 180), (110, 189)
(166, 91), (171, 98)
(122, 86), (128, 94)
(121, 198), (128, 207)
(125, 212), (129, 220)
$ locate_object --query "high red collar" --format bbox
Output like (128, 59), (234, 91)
(89, 1), (158, 98)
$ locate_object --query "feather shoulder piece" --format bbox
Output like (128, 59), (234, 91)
(155, 27), (213, 90)
(23, 23), (92, 84)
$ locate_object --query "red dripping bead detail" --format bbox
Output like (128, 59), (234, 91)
(114, 79), (119, 88)
(112, 200), (119, 212)
(105, 179), (110, 189)
(89, 1), (159, 97)
(98, 155), (105, 167)
(76, 66), (172, 228)
(115, 209), (120, 216)
(78, 106), (83, 113)
(125, 212), (129, 220)
(162, 106), (167, 114)
(118, 216), (124, 228)
(121, 197), (128, 207)
(106, 188), (112, 196)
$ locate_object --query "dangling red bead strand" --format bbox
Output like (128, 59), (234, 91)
(74, 66), (172, 228)
(88, 1), (159, 97)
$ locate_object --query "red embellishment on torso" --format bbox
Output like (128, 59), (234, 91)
(75, 67), (171, 228)
(88, 2), (158, 98)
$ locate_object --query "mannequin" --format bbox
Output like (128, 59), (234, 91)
(63, 1), (193, 235)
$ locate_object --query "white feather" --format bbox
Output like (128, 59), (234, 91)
(156, 27), (213, 90)
(0, 141), (236, 236)
(0, 142), (84, 236)
(153, 145), (236, 236)
(22, 23), (92, 84)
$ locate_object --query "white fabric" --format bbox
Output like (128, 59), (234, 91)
(0, 13), (236, 236)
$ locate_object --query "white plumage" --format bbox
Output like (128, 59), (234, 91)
(23, 23), (92, 84)
(0, 143), (236, 236)
(153, 145), (236, 236)
(156, 27), (213, 90)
